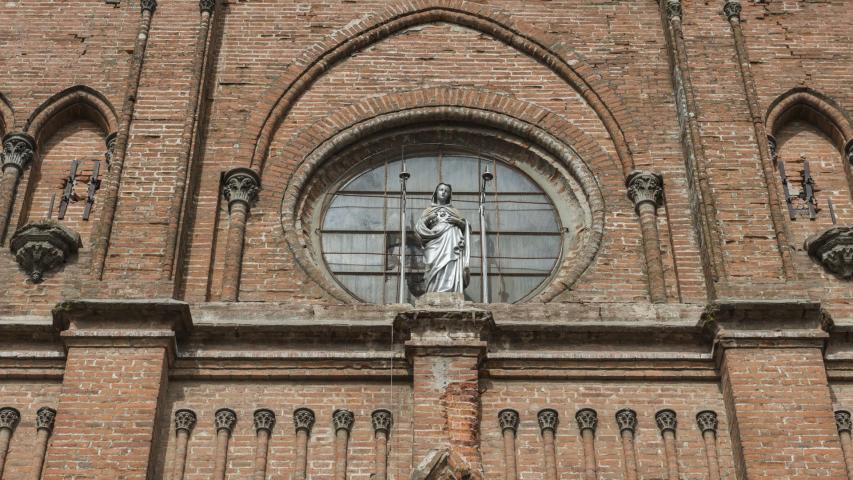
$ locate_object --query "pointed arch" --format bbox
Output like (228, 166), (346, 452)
(766, 87), (853, 153)
(25, 85), (118, 144)
(240, 0), (639, 178)
(0, 92), (13, 135)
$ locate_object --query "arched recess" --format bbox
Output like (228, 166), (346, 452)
(765, 87), (853, 245)
(240, 0), (640, 178)
(272, 89), (629, 304)
(0, 93), (13, 135)
(13, 86), (118, 244)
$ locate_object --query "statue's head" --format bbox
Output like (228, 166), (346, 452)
(432, 183), (452, 205)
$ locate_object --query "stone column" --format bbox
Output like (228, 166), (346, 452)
(626, 171), (666, 303)
(537, 409), (559, 480)
(498, 409), (519, 480)
(722, 0), (794, 278)
(212, 408), (236, 480)
(220, 167), (260, 302)
(371, 409), (392, 480)
(44, 299), (191, 480)
(655, 409), (680, 480)
(293, 408), (315, 480)
(400, 293), (490, 478)
(0, 133), (35, 243)
(575, 408), (598, 480)
(615, 408), (639, 480)
(332, 409), (354, 480)
(171, 409), (197, 480)
(696, 410), (721, 480)
(30, 407), (56, 480)
(0, 407), (21, 478)
(707, 301), (847, 479)
(836, 411), (853, 480)
(253, 409), (275, 480)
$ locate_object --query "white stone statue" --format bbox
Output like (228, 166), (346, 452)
(415, 183), (471, 294)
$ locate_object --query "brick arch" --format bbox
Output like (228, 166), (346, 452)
(242, 0), (638, 178)
(0, 92), (13, 135)
(270, 88), (627, 304)
(766, 87), (853, 154)
(24, 85), (118, 145)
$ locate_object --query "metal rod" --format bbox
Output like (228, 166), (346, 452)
(829, 198), (837, 225)
(802, 158), (816, 220)
(47, 193), (56, 219)
(397, 159), (410, 304)
(480, 166), (493, 303)
(777, 160), (797, 220)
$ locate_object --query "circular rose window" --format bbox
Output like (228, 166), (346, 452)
(318, 143), (565, 303)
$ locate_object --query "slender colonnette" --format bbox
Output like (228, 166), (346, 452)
(212, 408), (237, 480)
(293, 408), (315, 480)
(0, 134), (34, 243)
(253, 409), (276, 480)
(697, 410), (721, 480)
(0, 407), (20, 478)
(627, 171), (667, 302)
(171, 409), (197, 480)
(575, 408), (598, 480)
(371, 409), (393, 480)
(220, 167), (260, 301)
(498, 409), (520, 480)
(655, 409), (680, 480)
(537, 409), (559, 480)
(332, 409), (355, 480)
(31, 407), (56, 480)
(615, 408), (639, 480)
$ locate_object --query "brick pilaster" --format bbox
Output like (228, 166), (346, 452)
(43, 299), (190, 480)
(706, 301), (847, 479)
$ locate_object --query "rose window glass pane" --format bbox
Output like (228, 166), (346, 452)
(321, 150), (562, 304)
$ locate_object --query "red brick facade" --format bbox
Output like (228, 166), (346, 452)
(1, 0), (852, 478)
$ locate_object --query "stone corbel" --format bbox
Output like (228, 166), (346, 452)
(805, 227), (853, 280)
(9, 220), (81, 283)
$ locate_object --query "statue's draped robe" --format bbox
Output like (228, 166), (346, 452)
(415, 204), (470, 293)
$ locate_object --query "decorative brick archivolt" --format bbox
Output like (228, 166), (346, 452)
(277, 92), (614, 304)
(240, 0), (642, 178)
(24, 85), (118, 143)
(766, 88), (853, 150)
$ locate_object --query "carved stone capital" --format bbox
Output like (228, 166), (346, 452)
(498, 409), (520, 433)
(174, 409), (197, 434)
(615, 408), (638, 434)
(332, 409), (355, 433)
(836, 410), (852, 434)
(199, 0), (215, 13)
(0, 407), (20, 431)
(222, 167), (260, 211)
(214, 408), (237, 433)
(371, 409), (393, 434)
(537, 408), (559, 433)
(293, 408), (315, 433)
(575, 408), (598, 433)
(36, 407), (57, 432)
(655, 409), (677, 433)
(724, 1), (742, 20)
(9, 220), (82, 283)
(140, 0), (157, 13)
(253, 408), (276, 433)
(626, 170), (664, 214)
(2, 133), (35, 174)
(664, 0), (682, 20)
(104, 132), (117, 170)
(845, 138), (853, 166)
(696, 410), (718, 434)
(805, 227), (853, 279)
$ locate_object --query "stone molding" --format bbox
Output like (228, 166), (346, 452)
(0, 407), (20, 430)
(615, 408), (637, 434)
(371, 409), (393, 434)
(575, 408), (598, 433)
(222, 167), (260, 211)
(498, 409), (520, 433)
(537, 409), (559, 433)
(724, 1), (742, 20)
(253, 408), (276, 433)
(174, 409), (197, 434)
(626, 170), (664, 214)
(9, 220), (81, 283)
(293, 408), (316, 433)
(214, 408), (237, 433)
(836, 410), (852, 434)
(332, 409), (355, 432)
(36, 407), (57, 432)
(805, 227), (853, 280)
(696, 410), (718, 433)
(105, 132), (117, 170)
(1, 133), (35, 173)
(655, 409), (677, 433)
(665, 0), (682, 20)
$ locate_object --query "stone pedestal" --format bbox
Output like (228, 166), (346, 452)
(398, 292), (491, 479)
